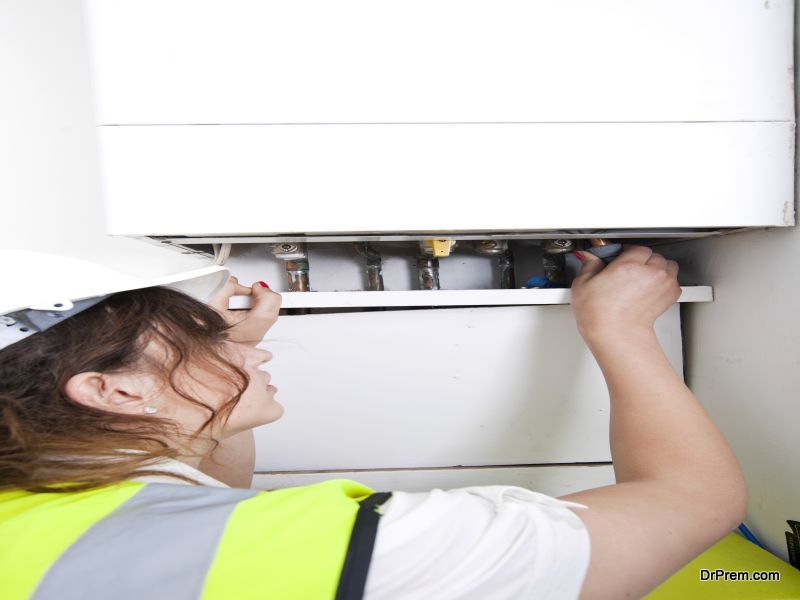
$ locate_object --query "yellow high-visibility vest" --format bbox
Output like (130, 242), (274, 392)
(0, 478), (390, 600)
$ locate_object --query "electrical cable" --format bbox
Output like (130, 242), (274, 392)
(737, 523), (765, 548)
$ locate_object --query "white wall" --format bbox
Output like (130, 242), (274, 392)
(0, 0), (212, 277)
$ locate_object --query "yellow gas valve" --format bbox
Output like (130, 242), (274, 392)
(422, 239), (456, 258)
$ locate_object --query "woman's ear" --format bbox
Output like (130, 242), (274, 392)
(64, 372), (148, 415)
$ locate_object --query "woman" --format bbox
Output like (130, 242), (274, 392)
(0, 245), (745, 599)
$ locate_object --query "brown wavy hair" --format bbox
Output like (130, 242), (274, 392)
(0, 287), (249, 492)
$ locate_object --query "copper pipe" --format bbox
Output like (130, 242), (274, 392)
(416, 256), (441, 290)
(354, 243), (385, 291)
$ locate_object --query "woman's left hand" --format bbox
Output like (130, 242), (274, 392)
(207, 276), (282, 346)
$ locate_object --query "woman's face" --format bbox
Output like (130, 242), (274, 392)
(154, 339), (284, 440)
(217, 341), (284, 436)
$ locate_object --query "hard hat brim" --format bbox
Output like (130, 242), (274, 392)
(1, 250), (230, 316)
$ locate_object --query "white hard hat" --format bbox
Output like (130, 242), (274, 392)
(0, 249), (230, 351)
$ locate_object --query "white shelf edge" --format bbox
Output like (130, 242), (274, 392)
(229, 286), (712, 309)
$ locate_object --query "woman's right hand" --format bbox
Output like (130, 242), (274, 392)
(570, 245), (681, 345)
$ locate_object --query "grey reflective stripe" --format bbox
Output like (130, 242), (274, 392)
(32, 484), (259, 600)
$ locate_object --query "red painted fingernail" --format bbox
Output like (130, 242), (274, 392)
(257, 281), (269, 288)
(574, 251), (585, 261)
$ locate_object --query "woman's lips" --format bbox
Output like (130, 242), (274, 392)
(266, 384), (277, 392)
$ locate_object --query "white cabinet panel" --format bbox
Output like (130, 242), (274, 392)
(100, 122), (794, 235)
(252, 304), (683, 471)
(85, 0), (793, 124)
(253, 465), (616, 495)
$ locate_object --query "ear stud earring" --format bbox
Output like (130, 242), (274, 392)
(143, 406), (158, 415)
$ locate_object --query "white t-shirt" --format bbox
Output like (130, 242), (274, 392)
(132, 460), (591, 599)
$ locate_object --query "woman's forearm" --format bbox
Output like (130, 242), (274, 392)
(197, 430), (256, 488)
(586, 325), (743, 493)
